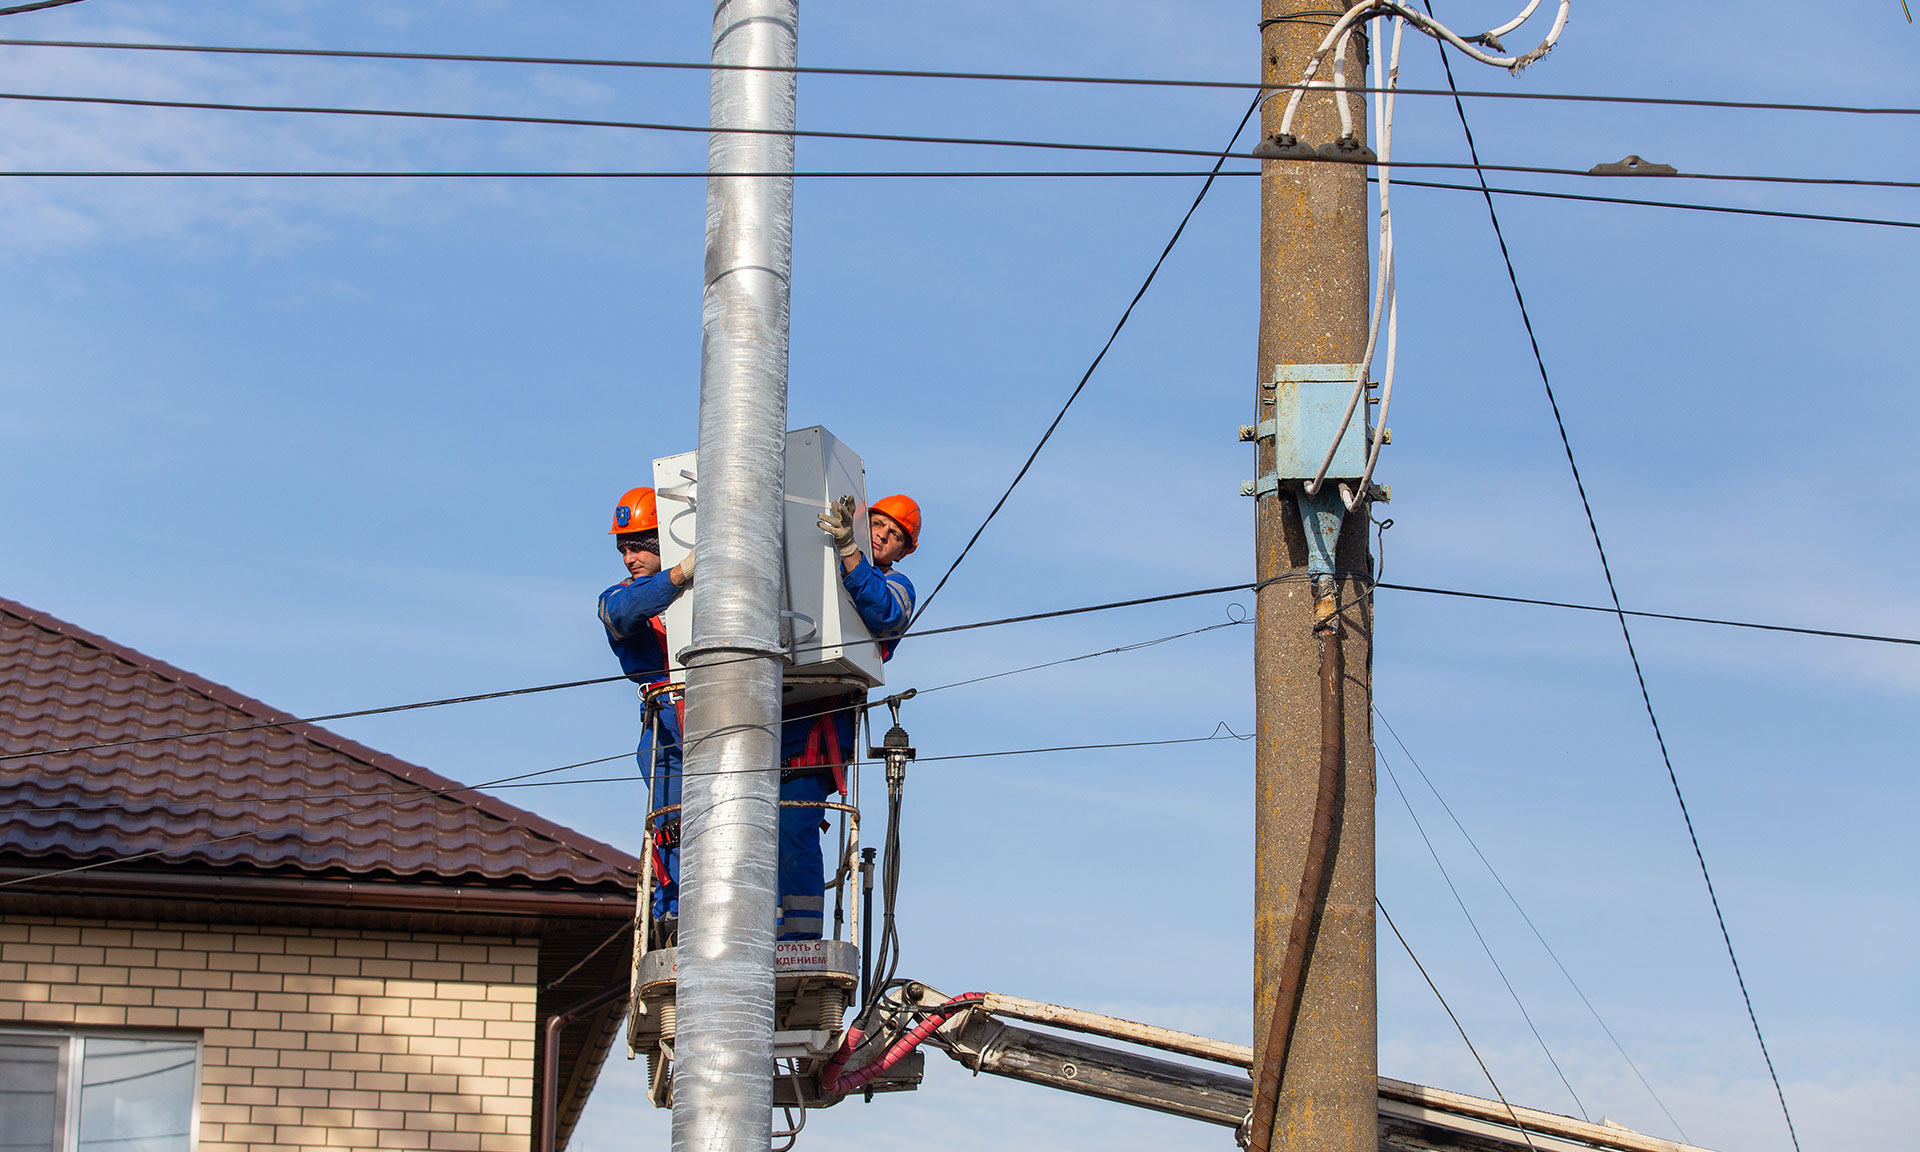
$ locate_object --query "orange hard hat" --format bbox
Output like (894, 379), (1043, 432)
(609, 487), (659, 535)
(869, 494), (921, 554)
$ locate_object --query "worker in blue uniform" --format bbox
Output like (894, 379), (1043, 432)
(597, 487), (694, 944)
(776, 493), (921, 940)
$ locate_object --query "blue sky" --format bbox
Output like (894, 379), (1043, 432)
(2, 2), (1915, 1150)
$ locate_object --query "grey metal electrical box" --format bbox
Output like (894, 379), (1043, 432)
(653, 426), (886, 705)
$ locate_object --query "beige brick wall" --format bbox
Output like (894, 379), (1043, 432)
(0, 916), (539, 1152)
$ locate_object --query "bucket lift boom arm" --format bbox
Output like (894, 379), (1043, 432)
(842, 984), (1720, 1152)
(852, 984), (1254, 1129)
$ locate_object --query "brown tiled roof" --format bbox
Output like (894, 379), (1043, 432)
(0, 596), (640, 890)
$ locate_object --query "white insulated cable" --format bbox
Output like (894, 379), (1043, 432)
(1276, 0), (1570, 143)
(1342, 15), (1404, 512)
(1483, 0), (1548, 42)
(1295, 0), (1561, 504)
(1304, 14), (1401, 500)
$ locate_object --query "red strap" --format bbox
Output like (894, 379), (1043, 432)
(823, 718), (846, 795)
(650, 825), (674, 887)
(787, 712), (848, 795)
(649, 615), (669, 657)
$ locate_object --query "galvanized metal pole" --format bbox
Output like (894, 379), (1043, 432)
(1250, 2), (1377, 1151)
(671, 0), (797, 1149)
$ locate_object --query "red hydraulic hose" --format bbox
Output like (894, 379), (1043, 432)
(820, 994), (984, 1096)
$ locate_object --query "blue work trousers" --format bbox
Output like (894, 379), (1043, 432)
(641, 696), (683, 922)
(777, 771), (835, 940)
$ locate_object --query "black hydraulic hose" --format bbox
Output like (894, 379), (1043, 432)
(860, 846), (877, 1009)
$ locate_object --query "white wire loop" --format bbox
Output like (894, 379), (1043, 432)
(1276, 0), (1570, 144)
(1287, 0), (1569, 508)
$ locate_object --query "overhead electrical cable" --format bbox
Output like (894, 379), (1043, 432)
(1378, 742), (1590, 1121)
(4, 573), (1910, 766)
(0, 607), (1246, 767)
(420, 727), (1256, 783)
(0, 726), (1254, 886)
(906, 93), (1264, 626)
(0, 748), (658, 890)
(1419, 11), (1802, 1149)
(1, 90), (1914, 190)
(0, 89), (1293, 162)
(1378, 898), (1540, 1152)
(8, 38), (1919, 117)
(1, 167), (1913, 229)
(0, 616), (1257, 883)
(0, 1), (87, 16)
(1, 751), (641, 819)
(1373, 706), (1694, 1143)
(1376, 581), (1920, 645)
(1388, 176), (1920, 231)
(6, 614), (1250, 819)
(0, 669), (634, 763)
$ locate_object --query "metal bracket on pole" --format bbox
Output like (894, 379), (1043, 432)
(1239, 363), (1371, 498)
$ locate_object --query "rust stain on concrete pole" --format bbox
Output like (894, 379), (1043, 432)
(1252, 2), (1377, 1151)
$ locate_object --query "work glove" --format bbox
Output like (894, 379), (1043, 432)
(818, 494), (860, 558)
(672, 547), (695, 586)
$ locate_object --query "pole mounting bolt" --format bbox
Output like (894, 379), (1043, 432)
(1317, 134), (1379, 164)
(1252, 133), (1317, 161)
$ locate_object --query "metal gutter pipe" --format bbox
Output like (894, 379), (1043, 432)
(671, 0), (797, 1149)
(540, 983), (628, 1152)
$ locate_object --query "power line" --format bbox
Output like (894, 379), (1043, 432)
(6, 37), (1920, 117)
(3, 164), (1913, 233)
(1377, 743), (1590, 1121)
(3, 167), (1915, 230)
(1420, 15), (1802, 1150)
(907, 94), (1262, 625)
(1377, 897), (1540, 1152)
(0, 726), (1254, 885)
(1373, 706), (1693, 1144)
(1376, 581), (1920, 645)
(0, 89), (1288, 163)
(0, 601), (1246, 767)
(4, 616), (1250, 818)
(6, 570), (1910, 766)
(1392, 175), (1920, 232)
(404, 727), (1255, 782)
(0, 751), (641, 819)
(0, 616), (1257, 883)
(0, 669), (634, 763)
(0, 1), (87, 16)
(2, 726), (1257, 820)
(3, 90), (1916, 191)
(0, 747), (658, 889)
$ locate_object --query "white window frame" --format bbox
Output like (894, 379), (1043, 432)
(0, 1027), (202, 1152)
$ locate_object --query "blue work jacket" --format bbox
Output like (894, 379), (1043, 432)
(781, 557), (914, 761)
(598, 570), (684, 683)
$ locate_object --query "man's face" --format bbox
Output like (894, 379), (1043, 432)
(869, 513), (911, 567)
(618, 536), (662, 579)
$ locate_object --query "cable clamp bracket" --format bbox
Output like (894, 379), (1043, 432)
(1241, 363), (1372, 497)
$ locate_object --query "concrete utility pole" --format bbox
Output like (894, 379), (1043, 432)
(672, 0), (797, 1149)
(1248, 2), (1378, 1151)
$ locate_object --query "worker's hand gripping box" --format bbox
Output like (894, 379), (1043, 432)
(652, 426), (886, 704)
